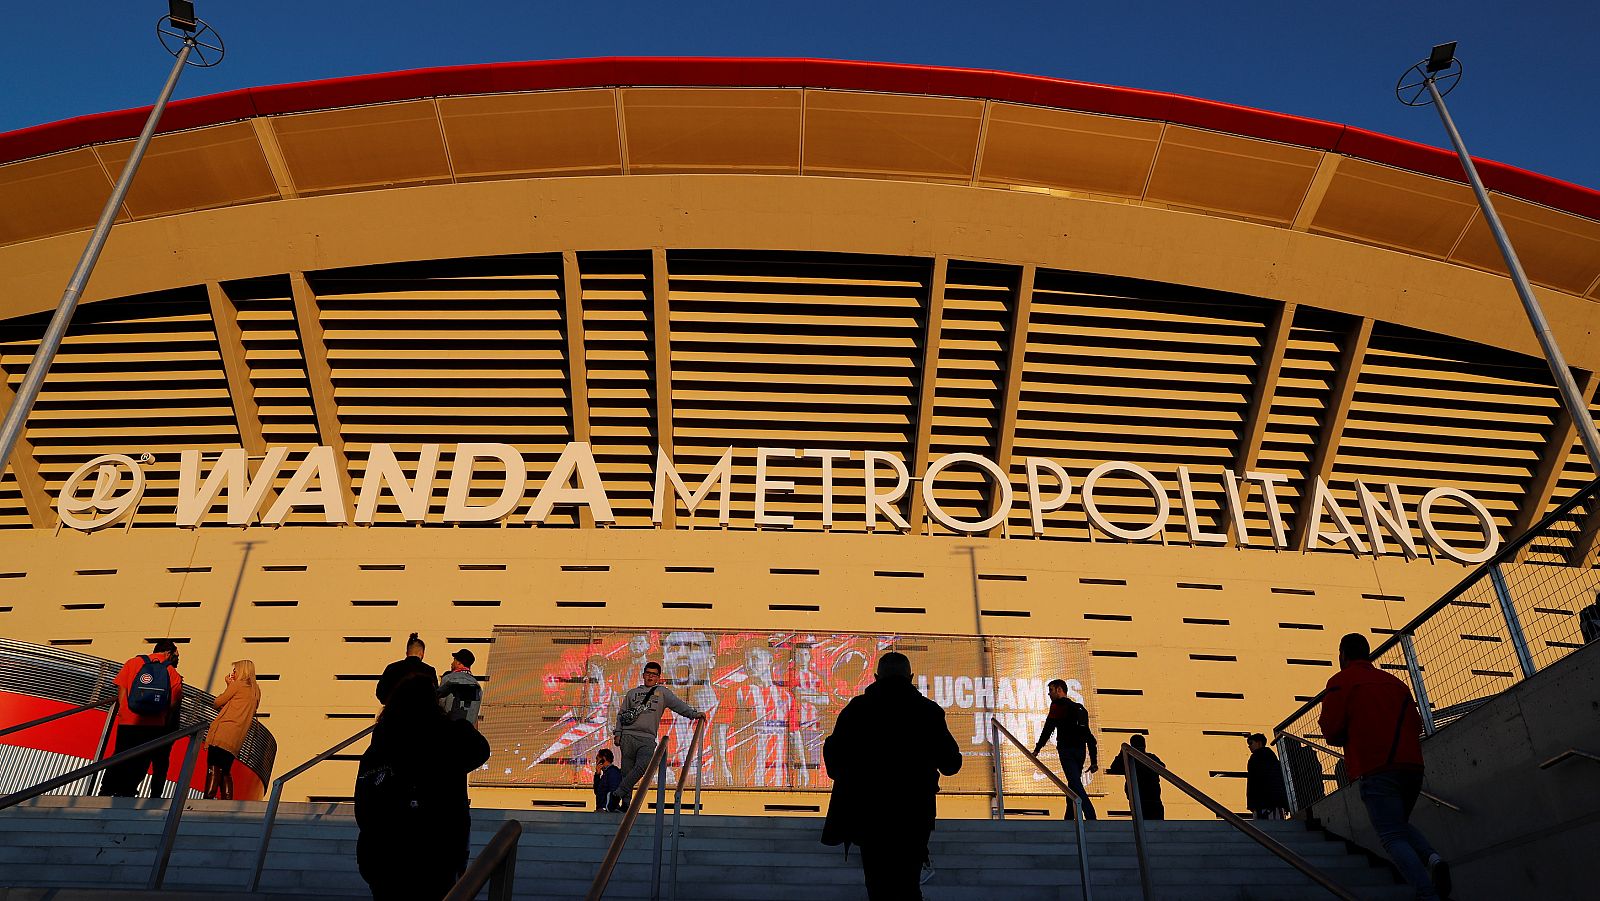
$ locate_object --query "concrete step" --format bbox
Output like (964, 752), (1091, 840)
(0, 800), (1405, 901)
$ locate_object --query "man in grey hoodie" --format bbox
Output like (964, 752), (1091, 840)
(611, 660), (706, 808)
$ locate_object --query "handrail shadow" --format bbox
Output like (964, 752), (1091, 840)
(585, 729), (674, 901)
(444, 818), (522, 901)
(246, 723), (376, 891)
(1117, 742), (1360, 901)
(991, 717), (1093, 901)
(0, 720), (208, 890)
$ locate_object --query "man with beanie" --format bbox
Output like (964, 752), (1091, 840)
(438, 648), (483, 727)
(1320, 633), (1452, 900)
(822, 652), (962, 901)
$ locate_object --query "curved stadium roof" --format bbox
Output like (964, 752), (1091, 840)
(1, 58), (1599, 556)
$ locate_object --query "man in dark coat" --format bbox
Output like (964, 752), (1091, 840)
(1245, 733), (1290, 819)
(822, 652), (961, 901)
(356, 673), (490, 900)
(376, 632), (438, 704)
(1106, 733), (1164, 819)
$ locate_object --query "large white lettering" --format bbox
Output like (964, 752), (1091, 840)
(443, 443), (526, 523)
(56, 443), (1507, 564)
(176, 447), (287, 527)
(652, 446), (733, 525)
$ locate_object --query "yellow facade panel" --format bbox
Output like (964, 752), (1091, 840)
(803, 90), (983, 182)
(1308, 157), (1478, 257)
(438, 90), (621, 178)
(1143, 126), (1320, 225)
(977, 104), (1161, 196)
(270, 101), (452, 194)
(1449, 192), (1600, 295)
(94, 122), (279, 219)
(622, 88), (801, 174)
(0, 148), (123, 246)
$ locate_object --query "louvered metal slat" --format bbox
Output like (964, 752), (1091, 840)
(4, 288), (241, 527)
(581, 251), (657, 527)
(1331, 321), (1559, 550)
(667, 250), (927, 533)
(311, 254), (574, 526)
(1012, 271), (1268, 542)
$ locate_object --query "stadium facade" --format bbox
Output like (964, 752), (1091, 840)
(2, 58), (1599, 817)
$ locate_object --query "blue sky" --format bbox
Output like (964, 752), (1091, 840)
(3, 1), (1596, 188)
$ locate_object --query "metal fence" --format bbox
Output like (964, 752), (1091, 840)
(1273, 478), (1600, 809)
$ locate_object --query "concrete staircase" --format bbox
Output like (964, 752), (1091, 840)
(0, 796), (1411, 900)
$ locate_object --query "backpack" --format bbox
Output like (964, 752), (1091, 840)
(354, 755), (425, 829)
(126, 656), (173, 716)
(617, 686), (659, 729)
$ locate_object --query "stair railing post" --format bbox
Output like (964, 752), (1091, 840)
(1399, 633), (1437, 736)
(1489, 564), (1538, 679)
(1123, 745), (1153, 901)
(90, 701), (118, 796)
(1274, 734), (1299, 815)
(991, 719), (1005, 820)
(248, 780), (286, 891)
(1070, 779), (1092, 901)
(149, 729), (204, 889)
(650, 749), (667, 900)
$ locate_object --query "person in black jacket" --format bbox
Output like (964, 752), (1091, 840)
(822, 652), (961, 901)
(1105, 733), (1164, 820)
(593, 748), (623, 812)
(1246, 733), (1290, 820)
(1033, 679), (1098, 820)
(376, 632), (438, 705)
(355, 672), (490, 901)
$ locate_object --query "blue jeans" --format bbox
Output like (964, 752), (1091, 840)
(1057, 747), (1097, 820)
(1359, 769), (1438, 900)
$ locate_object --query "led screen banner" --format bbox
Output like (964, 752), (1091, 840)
(473, 627), (1096, 795)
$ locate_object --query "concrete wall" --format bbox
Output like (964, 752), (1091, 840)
(1308, 642), (1600, 901)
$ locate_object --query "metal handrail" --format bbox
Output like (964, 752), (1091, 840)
(1538, 747), (1600, 769)
(1118, 743), (1359, 901)
(666, 716), (709, 901)
(1275, 731), (1462, 812)
(1273, 477), (1600, 736)
(586, 732), (673, 901)
(0, 698), (115, 740)
(991, 718), (1092, 901)
(444, 818), (522, 901)
(247, 723), (376, 891)
(0, 719), (207, 890)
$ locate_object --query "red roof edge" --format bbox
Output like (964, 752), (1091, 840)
(2, 56), (1596, 222)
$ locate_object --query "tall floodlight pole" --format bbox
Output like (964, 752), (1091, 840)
(1398, 43), (1600, 472)
(0, 2), (224, 486)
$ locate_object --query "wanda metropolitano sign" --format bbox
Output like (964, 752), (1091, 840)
(54, 442), (1501, 563)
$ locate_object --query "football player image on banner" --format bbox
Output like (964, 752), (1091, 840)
(662, 630), (721, 781)
(476, 627), (1093, 795)
(715, 646), (794, 787)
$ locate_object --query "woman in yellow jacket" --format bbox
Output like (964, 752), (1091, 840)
(205, 660), (261, 800)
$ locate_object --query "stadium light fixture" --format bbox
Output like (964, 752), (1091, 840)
(1397, 44), (1600, 474)
(0, 5), (224, 489)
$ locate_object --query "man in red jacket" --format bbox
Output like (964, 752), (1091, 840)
(1320, 633), (1451, 901)
(100, 639), (185, 798)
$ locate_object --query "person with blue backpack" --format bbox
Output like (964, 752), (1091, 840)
(100, 639), (185, 798)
